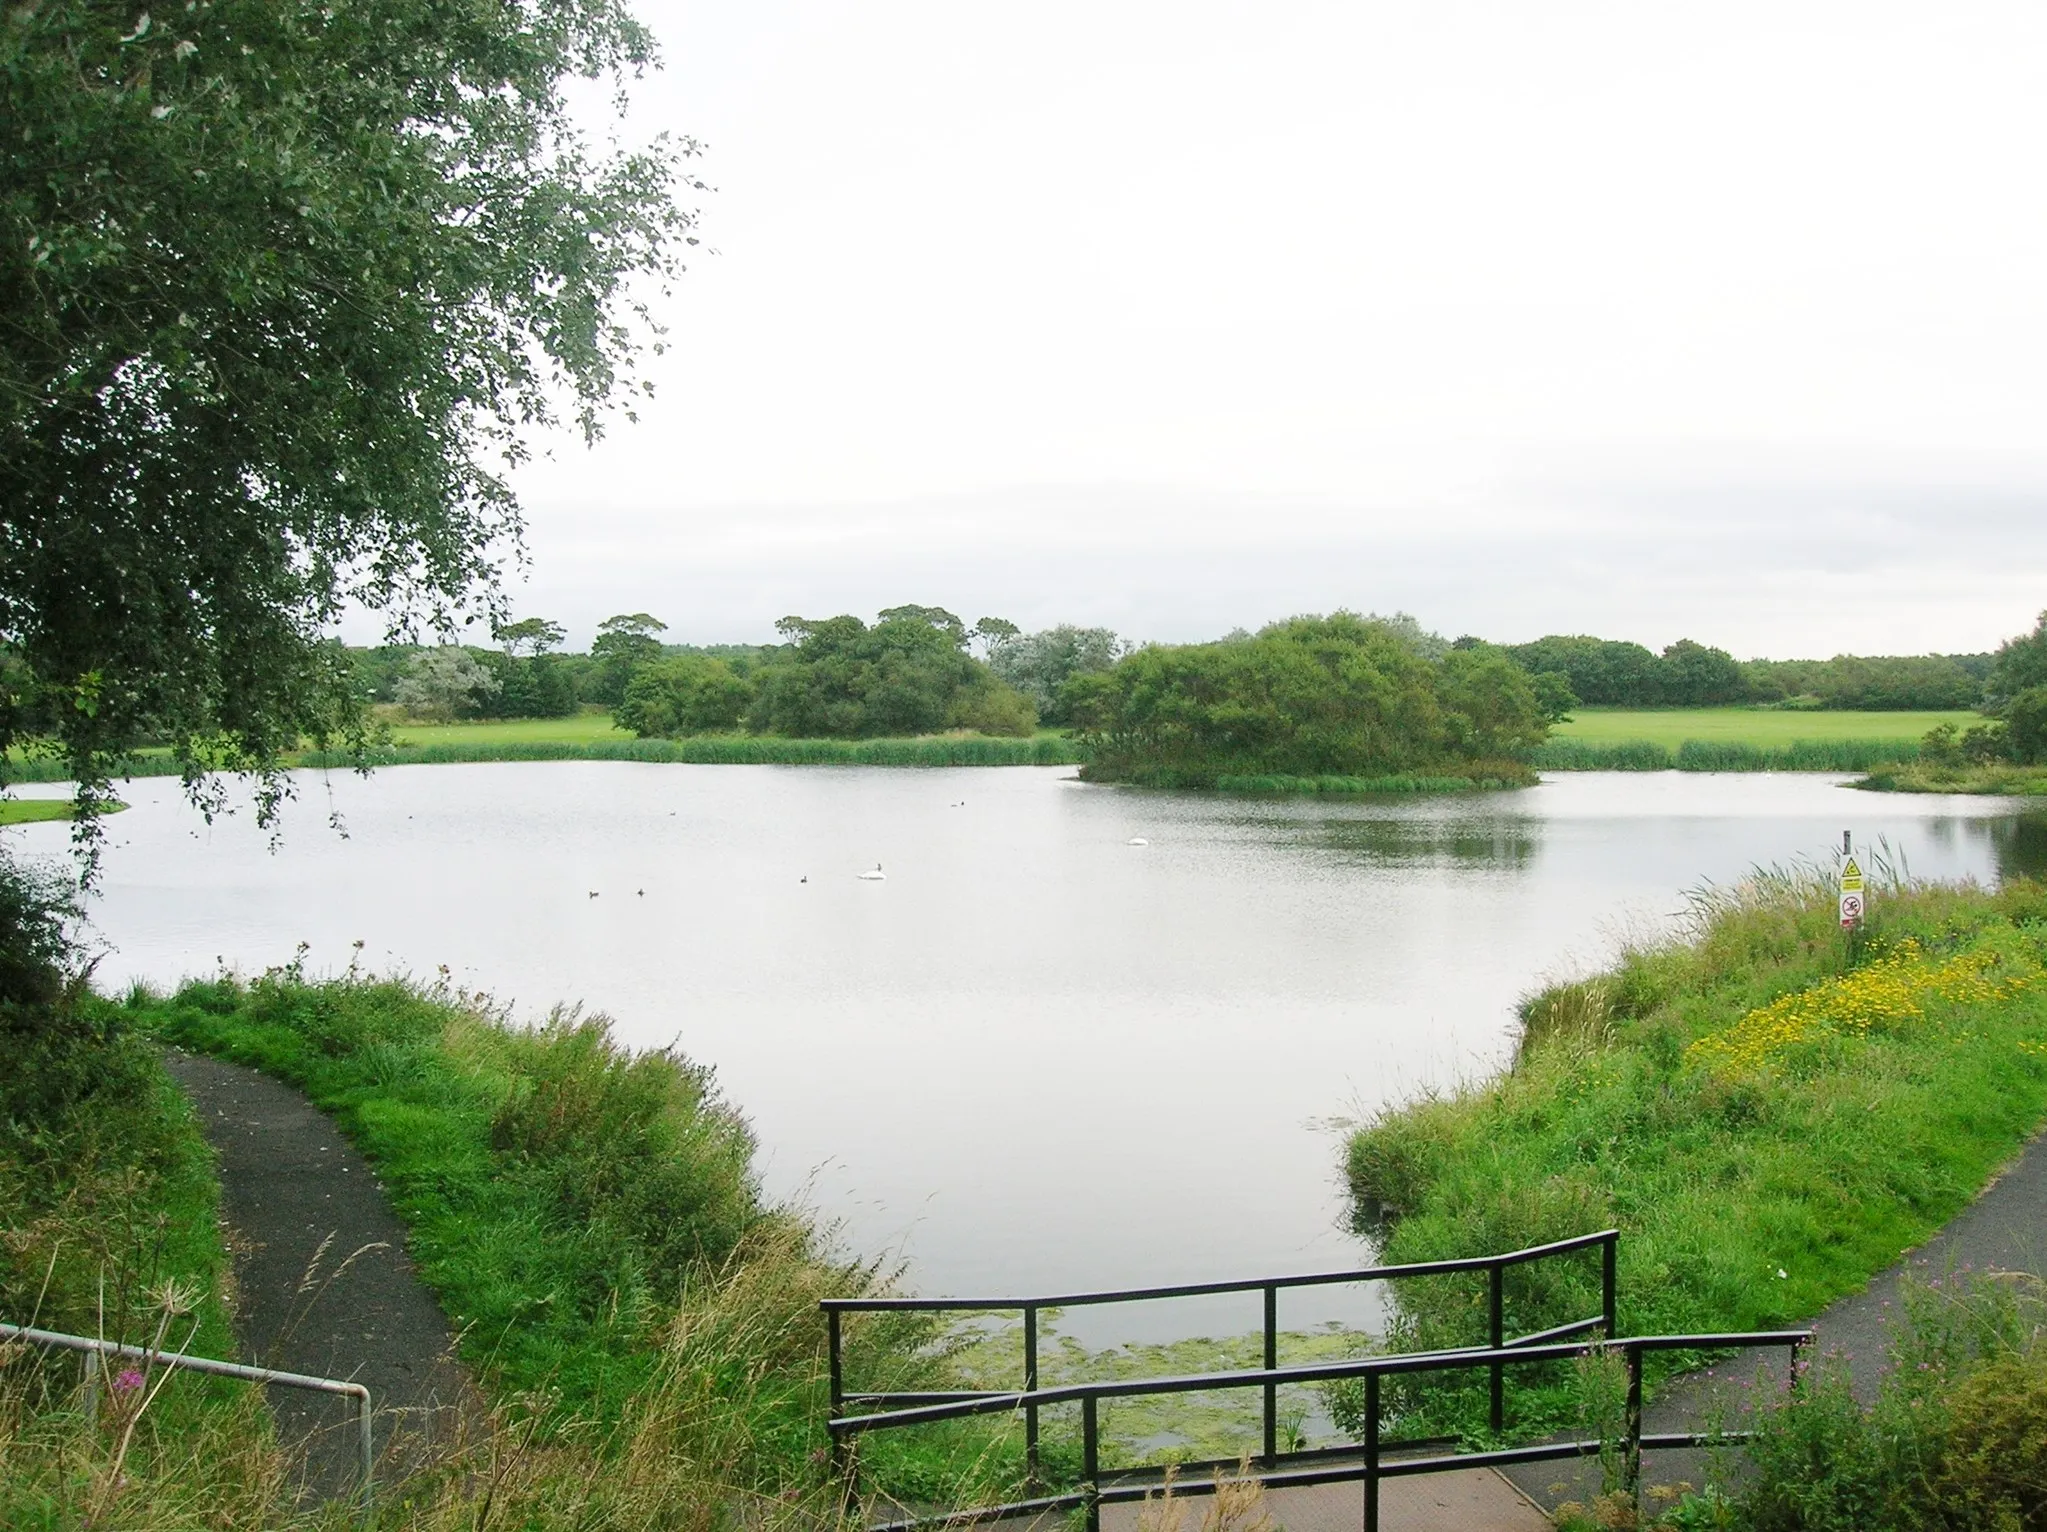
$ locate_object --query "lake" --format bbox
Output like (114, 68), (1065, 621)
(12, 765), (2042, 1343)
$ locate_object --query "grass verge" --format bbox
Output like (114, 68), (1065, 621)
(104, 967), (1040, 1521)
(1856, 761), (2047, 796)
(1340, 868), (2047, 1438)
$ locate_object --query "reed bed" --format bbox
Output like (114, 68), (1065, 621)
(1531, 737), (1919, 772)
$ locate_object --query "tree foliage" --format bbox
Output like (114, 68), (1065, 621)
(986, 624), (1126, 725)
(588, 612), (670, 704)
(615, 655), (749, 738)
(748, 609), (1035, 739)
(1067, 613), (1547, 785)
(1, 0), (695, 863)
(1988, 612), (2047, 705)
(392, 646), (500, 722)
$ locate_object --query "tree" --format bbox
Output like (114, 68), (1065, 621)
(1989, 613), (2047, 704)
(393, 647), (500, 723)
(1068, 612), (1546, 785)
(988, 625), (1127, 725)
(589, 613), (670, 704)
(750, 608), (1035, 738)
(2007, 688), (2047, 766)
(1, 0), (695, 864)
(615, 656), (750, 737)
(496, 618), (568, 658)
(970, 616), (1020, 657)
(1659, 640), (1746, 706)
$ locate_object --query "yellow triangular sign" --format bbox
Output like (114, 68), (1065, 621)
(1841, 857), (1864, 892)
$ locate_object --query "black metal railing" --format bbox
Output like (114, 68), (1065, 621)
(829, 1327), (1810, 1532)
(821, 1228), (1618, 1486)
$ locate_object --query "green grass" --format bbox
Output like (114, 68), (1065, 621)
(110, 970), (989, 1520)
(1857, 761), (2047, 796)
(1340, 870), (2047, 1439)
(1531, 737), (1921, 772)
(1531, 707), (1982, 773)
(5, 726), (1083, 783)
(0, 1020), (261, 1527)
(1552, 707), (1979, 746)
(381, 711), (631, 747)
(297, 732), (1083, 770)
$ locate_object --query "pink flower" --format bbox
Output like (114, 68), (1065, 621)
(113, 1367), (144, 1395)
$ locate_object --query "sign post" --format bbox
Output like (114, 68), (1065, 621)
(1839, 831), (1864, 930)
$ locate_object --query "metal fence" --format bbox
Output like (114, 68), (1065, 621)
(821, 1227), (1618, 1483)
(829, 1327), (1811, 1532)
(1, 1321), (374, 1512)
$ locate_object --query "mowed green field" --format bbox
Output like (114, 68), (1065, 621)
(1552, 707), (1977, 746)
(381, 711), (630, 747)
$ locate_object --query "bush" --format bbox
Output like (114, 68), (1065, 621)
(2007, 686), (2047, 766)
(615, 655), (752, 737)
(1730, 1274), (2047, 1532)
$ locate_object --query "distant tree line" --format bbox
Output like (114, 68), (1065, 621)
(341, 606), (2041, 770)
(351, 605), (1144, 741)
(1500, 635), (1992, 711)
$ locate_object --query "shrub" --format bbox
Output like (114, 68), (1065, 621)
(1730, 1274), (2047, 1532)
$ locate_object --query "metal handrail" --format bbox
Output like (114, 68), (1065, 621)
(1, 1321), (374, 1512)
(823, 1228), (1619, 1474)
(831, 1327), (1812, 1532)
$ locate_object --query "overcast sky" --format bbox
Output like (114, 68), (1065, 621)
(483, 1), (2047, 658)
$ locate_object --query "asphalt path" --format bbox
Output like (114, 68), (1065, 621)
(165, 1049), (478, 1498)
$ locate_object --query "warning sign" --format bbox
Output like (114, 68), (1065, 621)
(1840, 857), (1864, 893)
(1840, 891), (1865, 927)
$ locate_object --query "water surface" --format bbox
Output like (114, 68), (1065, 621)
(13, 766), (2037, 1339)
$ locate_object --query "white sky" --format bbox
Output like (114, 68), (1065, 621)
(486, 0), (2047, 658)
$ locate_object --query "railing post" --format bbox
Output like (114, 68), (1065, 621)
(81, 1347), (100, 1429)
(826, 1308), (845, 1477)
(1262, 1283), (1278, 1465)
(1363, 1370), (1380, 1532)
(356, 1389), (375, 1518)
(1601, 1234), (1618, 1338)
(1024, 1304), (1040, 1487)
(1624, 1341), (1643, 1505)
(1082, 1393), (1100, 1532)
(1488, 1263), (1505, 1434)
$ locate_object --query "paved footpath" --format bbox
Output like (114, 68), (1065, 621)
(165, 1049), (478, 1498)
(1502, 1125), (2047, 1518)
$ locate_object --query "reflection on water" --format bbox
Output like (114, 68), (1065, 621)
(1231, 808), (1542, 870)
(10, 766), (2040, 1347)
(1987, 815), (2047, 882)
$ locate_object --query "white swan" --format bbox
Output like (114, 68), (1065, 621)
(1127, 837), (1149, 847)
(857, 863), (887, 881)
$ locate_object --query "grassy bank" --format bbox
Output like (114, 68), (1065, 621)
(1343, 869), (2047, 1432)
(1857, 761), (2047, 796)
(0, 798), (119, 825)
(4, 960), (1012, 1528)
(1, 993), (261, 1527)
